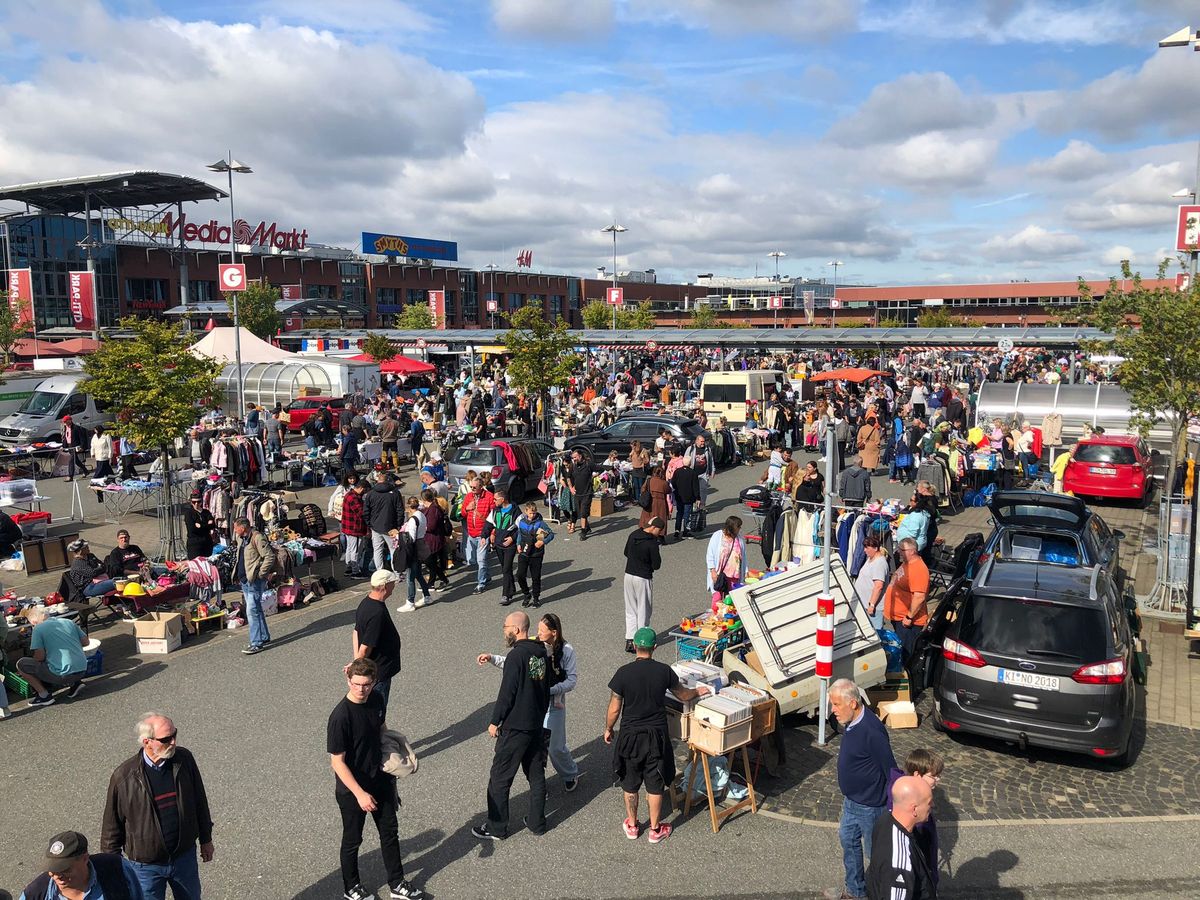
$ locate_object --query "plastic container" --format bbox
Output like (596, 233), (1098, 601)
(689, 716), (753, 755)
(84, 649), (104, 677)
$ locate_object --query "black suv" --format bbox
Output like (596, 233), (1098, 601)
(919, 558), (1137, 764)
(566, 414), (705, 462)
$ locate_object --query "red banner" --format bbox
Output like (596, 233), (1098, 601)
(280, 284), (303, 301)
(6, 268), (33, 328)
(427, 290), (445, 330)
(69, 271), (96, 332)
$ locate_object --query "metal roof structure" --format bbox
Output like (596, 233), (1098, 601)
(274, 326), (1112, 350)
(164, 298), (369, 319)
(0, 171), (227, 213)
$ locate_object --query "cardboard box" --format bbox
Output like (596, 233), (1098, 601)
(867, 675), (911, 705)
(590, 495), (614, 518)
(743, 650), (766, 678)
(878, 700), (919, 729)
(133, 612), (184, 655)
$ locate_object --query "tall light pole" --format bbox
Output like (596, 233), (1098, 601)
(768, 250), (786, 281)
(827, 259), (843, 328)
(206, 153), (252, 417)
(602, 223), (626, 381)
(1160, 27), (1200, 284)
(485, 262), (499, 330)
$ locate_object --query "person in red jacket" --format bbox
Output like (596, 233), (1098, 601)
(341, 479), (370, 578)
(461, 475), (495, 594)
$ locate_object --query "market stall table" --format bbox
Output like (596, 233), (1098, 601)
(681, 743), (759, 833)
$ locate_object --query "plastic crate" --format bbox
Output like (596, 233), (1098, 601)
(3, 669), (33, 699)
(84, 650), (104, 677)
(673, 628), (744, 663)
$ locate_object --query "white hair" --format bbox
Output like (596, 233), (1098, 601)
(26, 607), (47, 624)
(136, 711), (171, 742)
(829, 678), (864, 706)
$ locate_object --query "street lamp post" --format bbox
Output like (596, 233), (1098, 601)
(206, 152), (253, 418)
(1160, 27), (1200, 285)
(485, 262), (498, 330)
(602, 223), (627, 381)
(827, 259), (843, 328)
(768, 251), (787, 329)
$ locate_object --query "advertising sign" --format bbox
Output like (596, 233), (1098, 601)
(6, 267), (34, 328)
(105, 211), (307, 250)
(427, 290), (446, 330)
(1177, 273), (1192, 293)
(280, 284), (303, 301)
(606, 287), (624, 306)
(361, 232), (458, 262)
(768, 295), (783, 309)
(1176, 206), (1200, 252)
(68, 271), (96, 332)
(219, 264), (247, 293)
(486, 299), (498, 313)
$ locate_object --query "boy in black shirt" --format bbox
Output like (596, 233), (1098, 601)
(472, 611), (558, 841)
(327, 658), (424, 900)
(604, 627), (711, 844)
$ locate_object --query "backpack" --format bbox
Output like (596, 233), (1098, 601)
(437, 507), (453, 537)
(638, 482), (654, 511)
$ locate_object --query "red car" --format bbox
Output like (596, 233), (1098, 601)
(284, 397), (345, 433)
(1063, 434), (1155, 507)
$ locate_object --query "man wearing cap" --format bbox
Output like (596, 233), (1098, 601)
(101, 713), (214, 900)
(346, 570), (403, 711)
(604, 628), (711, 844)
(104, 531), (147, 579)
(182, 492), (216, 561)
(422, 452), (446, 486)
(20, 831), (144, 900)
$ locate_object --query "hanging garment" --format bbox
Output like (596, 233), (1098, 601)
(1041, 413), (1063, 447)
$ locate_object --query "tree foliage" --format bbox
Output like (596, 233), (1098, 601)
(1079, 261), (1200, 477)
(620, 302), (657, 330)
(914, 308), (980, 328)
(361, 333), (398, 362)
(82, 317), (221, 455)
(304, 316), (344, 330)
(396, 302), (436, 329)
(581, 299), (613, 330)
(504, 303), (576, 397)
(877, 316), (906, 328)
(237, 281), (282, 339)
(0, 292), (32, 369)
(691, 304), (720, 329)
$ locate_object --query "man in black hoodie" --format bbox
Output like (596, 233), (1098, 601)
(472, 611), (558, 841)
(622, 516), (665, 653)
(363, 474), (404, 572)
(669, 448), (701, 540)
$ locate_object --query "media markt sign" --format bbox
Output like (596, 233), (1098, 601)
(105, 211), (308, 251)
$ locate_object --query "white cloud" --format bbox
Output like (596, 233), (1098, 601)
(878, 133), (998, 188)
(636, 0), (860, 40)
(980, 224), (1086, 262)
(1060, 162), (1183, 233)
(1027, 140), (1117, 181)
(491, 0), (614, 40)
(829, 72), (996, 146)
(1101, 245), (1134, 266)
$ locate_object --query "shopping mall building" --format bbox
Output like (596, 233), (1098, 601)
(0, 171), (1171, 335)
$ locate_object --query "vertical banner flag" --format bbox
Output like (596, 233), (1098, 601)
(68, 271), (96, 332)
(427, 289), (446, 329)
(280, 284), (303, 301)
(802, 290), (815, 325)
(7, 267), (34, 328)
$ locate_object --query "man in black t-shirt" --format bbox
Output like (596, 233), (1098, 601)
(604, 627), (710, 845)
(347, 570), (402, 713)
(327, 658), (424, 900)
(567, 448), (593, 540)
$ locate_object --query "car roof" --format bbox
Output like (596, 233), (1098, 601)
(972, 557), (1106, 607)
(616, 412), (696, 424)
(1077, 434), (1139, 446)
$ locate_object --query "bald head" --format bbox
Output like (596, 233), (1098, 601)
(891, 775), (933, 829)
(504, 611), (529, 632)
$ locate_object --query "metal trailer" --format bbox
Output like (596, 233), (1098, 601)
(722, 556), (888, 717)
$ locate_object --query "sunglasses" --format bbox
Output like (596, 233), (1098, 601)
(149, 732), (177, 744)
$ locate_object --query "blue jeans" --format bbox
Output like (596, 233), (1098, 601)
(675, 502), (693, 535)
(544, 702), (579, 780)
(129, 846), (201, 900)
(241, 578), (271, 648)
(406, 557), (430, 602)
(84, 579), (117, 597)
(464, 534), (489, 588)
(305, 435), (316, 450)
(373, 677), (392, 713)
(839, 798), (887, 898)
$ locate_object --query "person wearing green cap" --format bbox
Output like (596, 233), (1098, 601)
(604, 627), (712, 844)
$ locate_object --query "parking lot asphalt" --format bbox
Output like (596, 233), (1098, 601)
(2, 454), (1196, 899)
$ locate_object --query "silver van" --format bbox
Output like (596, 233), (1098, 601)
(0, 374), (111, 446)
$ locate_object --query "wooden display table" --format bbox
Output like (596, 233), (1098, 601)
(190, 610), (227, 634)
(681, 742), (758, 833)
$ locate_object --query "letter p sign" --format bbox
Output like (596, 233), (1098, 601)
(219, 263), (247, 293)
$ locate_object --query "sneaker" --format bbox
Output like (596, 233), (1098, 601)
(622, 817), (640, 839)
(0, 706), (11, 719)
(397, 601), (417, 613)
(66, 680), (85, 699)
(522, 815), (546, 836)
(499, 596), (515, 606)
(472, 586), (486, 595)
(520, 593), (532, 607)
(433, 583), (447, 593)
(563, 773), (581, 792)
(390, 880), (425, 900)
(29, 694), (55, 707)
(241, 645), (264, 655)
(471, 822), (505, 841)
(416, 594), (431, 608)
(578, 530), (588, 542)
(343, 886), (372, 900)
(647, 822), (672, 844)
(672, 531), (681, 541)
(624, 639), (635, 654)
(530, 597), (541, 609)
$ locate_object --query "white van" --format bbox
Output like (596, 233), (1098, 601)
(701, 369), (787, 424)
(0, 372), (58, 419)
(0, 373), (111, 446)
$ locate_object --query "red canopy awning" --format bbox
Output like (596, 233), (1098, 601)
(11, 338), (72, 358)
(808, 367), (888, 383)
(348, 353), (436, 374)
(54, 337), (100, 354)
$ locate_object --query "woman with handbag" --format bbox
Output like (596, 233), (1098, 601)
(396, 497), (433, 613)
(705, 516), (748, 610)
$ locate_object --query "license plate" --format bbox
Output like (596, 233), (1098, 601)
(998, 669), (1060, 691)
(1090, 466), (1117, 475)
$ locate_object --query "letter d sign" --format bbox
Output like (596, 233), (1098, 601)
(219, 263), (247, 292)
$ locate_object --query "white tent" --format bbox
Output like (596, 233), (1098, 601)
(189, 327), (298, 364)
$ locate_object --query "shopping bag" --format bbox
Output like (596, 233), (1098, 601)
(689, 506), (707, 533)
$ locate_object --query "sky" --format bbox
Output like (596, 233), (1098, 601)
(0, 0), (1198, 287)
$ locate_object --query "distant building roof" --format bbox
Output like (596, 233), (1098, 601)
(0, 171), (227, 213)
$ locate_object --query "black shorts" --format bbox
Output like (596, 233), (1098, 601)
(574, 494), (593, 520)
(621, 751), (666, 795)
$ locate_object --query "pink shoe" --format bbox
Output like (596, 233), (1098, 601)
(647, 822), (672, 844)
(622, 817), (640, 839)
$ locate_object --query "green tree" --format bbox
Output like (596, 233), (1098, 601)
(0, 292), (32, 369)
(236, 281), (281, 339)
(82, 317), (221, 460)
(302, 316), (343, 329)
(505, 303), (576, 436)
(691, 304), (720, 329)
(618, 302), (657, 330)
(581, 299), (613, 329)
(361, 332), (397, 362)
(396, 302), (436, 329)
(1080, 261), (1200, 508)
(877, 316), (906, 328)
